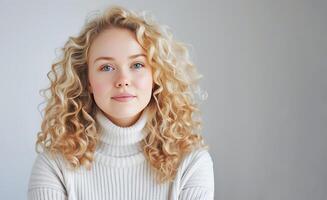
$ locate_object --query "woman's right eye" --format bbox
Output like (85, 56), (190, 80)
(101, 64), (114, 72)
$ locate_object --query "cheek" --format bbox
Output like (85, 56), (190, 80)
(92, 83), (106, 94)
(90, 78), (113, 96)
(135, 71), (153, 91)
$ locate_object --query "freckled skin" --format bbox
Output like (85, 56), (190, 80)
(87, 28), (153, 127)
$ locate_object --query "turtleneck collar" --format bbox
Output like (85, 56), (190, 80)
(93, 108), (149, 167)
(95, 108), (149, 146)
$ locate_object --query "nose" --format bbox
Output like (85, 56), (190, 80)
(116, 82), (129, 87)
(115, 73), (130, 88)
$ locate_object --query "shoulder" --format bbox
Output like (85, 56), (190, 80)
(33, 150), (67, 171)
(181, 147), (213, 167)
(172, 147), (215, 198)
(178, 147), (214, 185)
(28, 150), (67, 192)
(178, 147), (214, 176)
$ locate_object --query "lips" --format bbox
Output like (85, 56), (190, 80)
(111, 92), (136, 102)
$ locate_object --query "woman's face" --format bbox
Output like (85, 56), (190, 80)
(87, 28), (153, 127)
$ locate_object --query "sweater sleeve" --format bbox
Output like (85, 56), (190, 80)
(27, 151), (68, 200)
(178, 149), (215, 200)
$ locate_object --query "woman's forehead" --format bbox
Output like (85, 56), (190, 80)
(89, 28), (146, 63)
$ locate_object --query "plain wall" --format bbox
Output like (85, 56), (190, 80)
(0, 0), (326, 199)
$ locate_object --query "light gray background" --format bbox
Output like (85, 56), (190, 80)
(0, 0), (326, 199)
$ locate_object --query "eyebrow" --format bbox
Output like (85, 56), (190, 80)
(93, 53), (146, 64)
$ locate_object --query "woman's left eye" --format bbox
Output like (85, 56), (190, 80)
(133, 63), (144, 69)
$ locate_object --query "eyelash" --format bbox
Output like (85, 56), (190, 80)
(100, 62), (145, 71)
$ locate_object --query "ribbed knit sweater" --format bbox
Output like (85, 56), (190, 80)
(27, 109), (214, 200)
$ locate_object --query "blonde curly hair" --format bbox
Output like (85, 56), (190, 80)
(36, 5), (208, 184)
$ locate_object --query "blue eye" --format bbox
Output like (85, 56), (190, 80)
(101, 64), (114, 72)
(133, 63), (144, 69)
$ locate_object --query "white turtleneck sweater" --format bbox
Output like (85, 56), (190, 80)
(27, 109), (214, 200)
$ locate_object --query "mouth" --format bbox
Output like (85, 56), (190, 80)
(111, 96), (136, 102)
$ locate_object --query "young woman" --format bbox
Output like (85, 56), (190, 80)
(28, 5), (214, 200)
